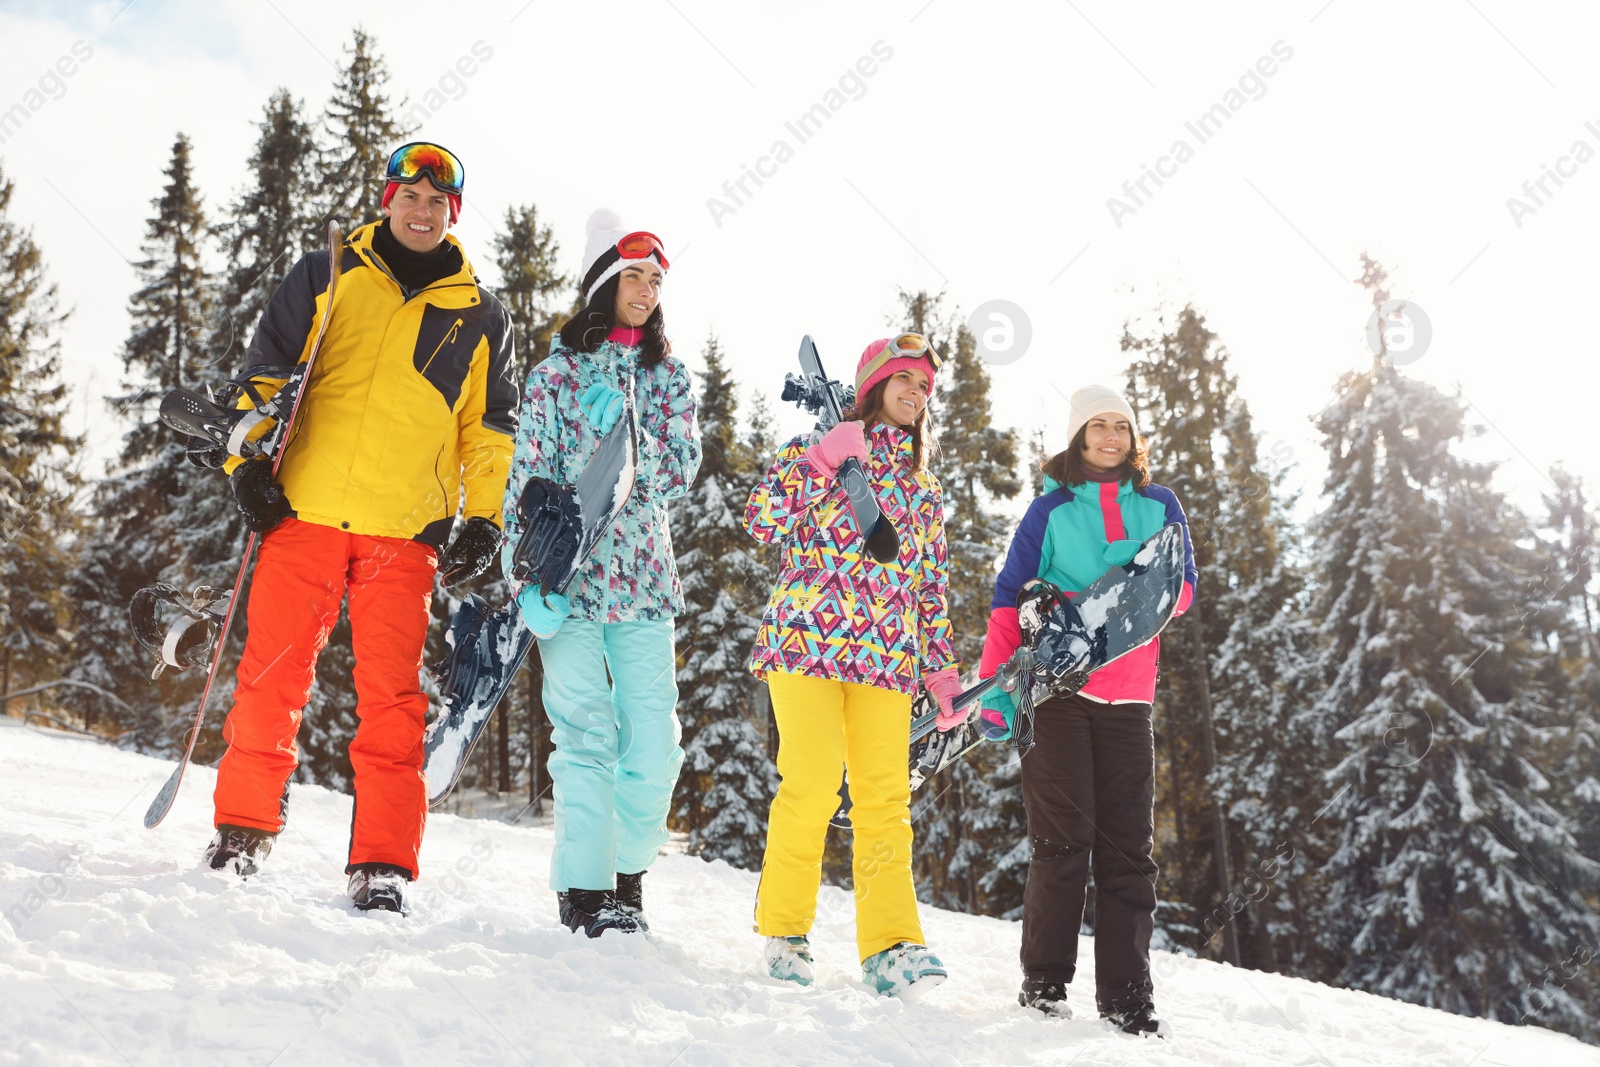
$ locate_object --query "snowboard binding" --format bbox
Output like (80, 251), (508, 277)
(129, 583), (234, 679)
(508, 476), (585, 598)
(158, 364), (299, 464)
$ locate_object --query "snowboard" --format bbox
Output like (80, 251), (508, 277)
(421, 403), (638, 806)
(831, 523), (1188, 830)
(142, 220), (344, 830)
(781, 335), (899, 563)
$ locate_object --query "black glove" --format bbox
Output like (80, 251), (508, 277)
(186, 440), (228, 469)
(439, 516), (503, 588)
(229, 459), (291, 534)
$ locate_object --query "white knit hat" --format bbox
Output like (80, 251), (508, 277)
(1064, 384), (1138, 448)
(579, 207), (667, 302)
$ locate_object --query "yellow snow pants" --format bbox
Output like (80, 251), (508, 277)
(755, 670), (925, 962)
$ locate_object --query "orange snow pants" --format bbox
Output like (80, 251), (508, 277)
(212, 517), (437, 878)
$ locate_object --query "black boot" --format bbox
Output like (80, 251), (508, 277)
(1019, 980), (1072, 1018)
(204, 824), (275, 877)
(615, 871), (649, 932)
(558, 889), (641, 938)
(348, 865), (411, 914)
(1102, 1002), (1169, 1038)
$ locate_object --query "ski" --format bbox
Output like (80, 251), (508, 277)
(831, 523), (1187, 829)
(142, 220), (344, 830)
(782, 335), (899, 564)
(421, 403), (638, 806)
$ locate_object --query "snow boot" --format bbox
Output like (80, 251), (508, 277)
(762, 936), (815, 986)
(348, 865), (410, 915)
(861, 941), (947, 998)
(1102, 1003), (1169, 1038)
(204, 824), (275, 877)
(558, 889), (641, 938)
(615, 871), (649, 932)
(1019, 980), (1072, 1018)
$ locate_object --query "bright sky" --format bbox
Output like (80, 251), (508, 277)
(2, 0), (1594, 525)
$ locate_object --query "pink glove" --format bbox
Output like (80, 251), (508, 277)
(926, 667), (966, 731)
(805, 421), (869, 480)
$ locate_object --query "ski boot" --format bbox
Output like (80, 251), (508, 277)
(861, 941), (947, 998)
(348, 866), (411, 915)
(558, 889), (641, 938)
(762, 935), (815, 986)
(204, 825), (275, 877)
(1019, 980), (1072, 1018)
(1102, 1002), (1169, 1038)
(615, 871), (650, 933)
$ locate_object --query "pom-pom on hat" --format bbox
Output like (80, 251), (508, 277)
(580, 208), (669, 302)
(855, 336), (940, 400)
(1064, 384), (1138, 447)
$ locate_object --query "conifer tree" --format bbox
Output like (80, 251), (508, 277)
(1310, 257), (1600, 1040)
(670, 335), (777, 868)
(1121, 304), (1304, 963)
(0, 164), (81, 716)
(317, 29), (410, 230)
(65, 136), (216, 748)
(892, 289), (1021, 911)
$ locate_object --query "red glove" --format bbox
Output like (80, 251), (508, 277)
(805, 421), (869, 480)
(926, 667), (966, 731)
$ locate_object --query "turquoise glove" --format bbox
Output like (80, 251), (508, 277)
(580, 383), (625, 434)
(979, 686), (1016, 741)
(516, 587), (571, 639)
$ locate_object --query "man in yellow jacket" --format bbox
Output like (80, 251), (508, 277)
(202, 143), (516, 913)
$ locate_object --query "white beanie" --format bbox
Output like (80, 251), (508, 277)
(1064, 384), (1138, 448)
(579, 207), (667, 302)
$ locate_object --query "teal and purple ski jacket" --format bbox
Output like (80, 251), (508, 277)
(980, 474), (1197, 704)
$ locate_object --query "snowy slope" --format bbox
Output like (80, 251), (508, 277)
(2, 718), (1595, 1067)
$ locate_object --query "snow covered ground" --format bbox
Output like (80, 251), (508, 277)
(3, 716), (1595, 1067)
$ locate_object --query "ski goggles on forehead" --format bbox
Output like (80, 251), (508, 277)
(384, 142), (465, 195)
(858, 333), (943, 383)
(616, 231), (670, 271)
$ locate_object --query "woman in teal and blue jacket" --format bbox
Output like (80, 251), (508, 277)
(978, 384), (1195, 1037)
(502, 209), (700, 939)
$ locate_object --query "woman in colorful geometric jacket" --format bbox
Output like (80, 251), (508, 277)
(745, 334), (965, 998)
(500, 209), (700, 938)
(978, 384), (1195, 1037)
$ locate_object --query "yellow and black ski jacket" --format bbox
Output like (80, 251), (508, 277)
(228, 221), (517, 548)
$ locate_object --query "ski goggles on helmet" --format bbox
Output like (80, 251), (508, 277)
(384, 142), (465, 195)
(857, 333), (943, 387)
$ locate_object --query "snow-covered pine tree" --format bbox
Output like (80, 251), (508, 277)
(0, 164), (82, 720)
(1123, 304), (1317, 968)
(65, 135), (217, 751)
(1310, 257), (1600, 1041)
(316, 29), (410, 232)
(670, 335), (777, 869)
(1537, 467), (1600, 877)
(893, 289), (1021, 912)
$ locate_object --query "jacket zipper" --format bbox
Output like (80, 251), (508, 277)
(419, 319), (463, 375)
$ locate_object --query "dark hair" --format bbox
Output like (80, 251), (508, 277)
(1043, 424), (1151, 489)
(844, 377), (937, 472)
(556, 272), (669, 368)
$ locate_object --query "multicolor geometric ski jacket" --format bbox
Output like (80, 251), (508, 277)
(979, 473), (1197, 704)
(744, 423), (958, 696)
(499, 334), (700, 622)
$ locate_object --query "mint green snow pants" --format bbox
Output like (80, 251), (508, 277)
(538, 617), (683, 892)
